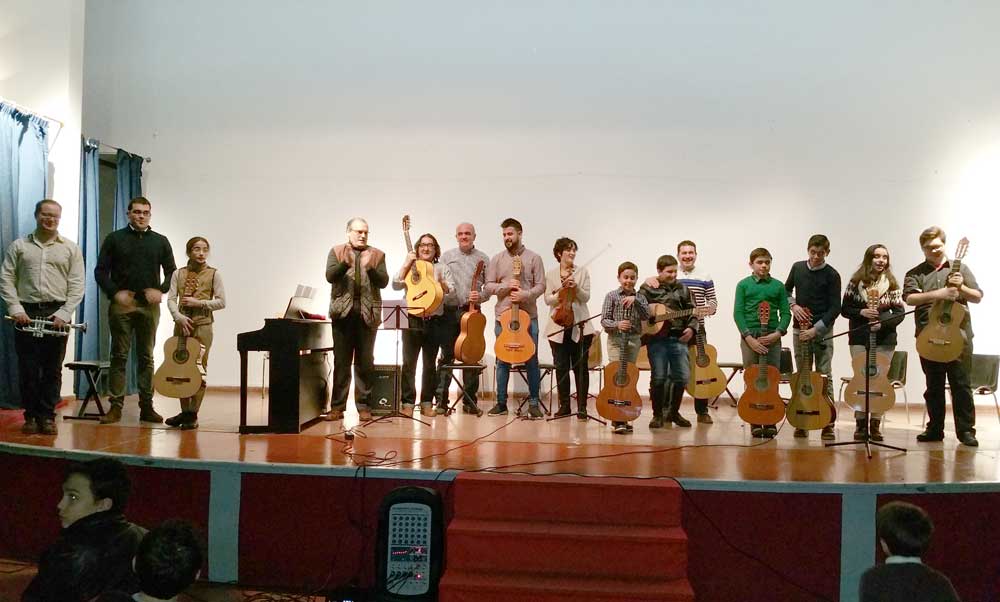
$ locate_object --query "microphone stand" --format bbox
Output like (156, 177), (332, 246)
(824, 309), (917, 458)
(365, 302), (431, 427)
(546, 313), (607, 425)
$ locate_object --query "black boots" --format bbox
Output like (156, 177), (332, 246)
(666, 383), (691, 428)
(854, 417), (883, 442)
(648, 382), (665, 429)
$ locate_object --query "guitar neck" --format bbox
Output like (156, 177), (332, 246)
(653, 307), (694, 324)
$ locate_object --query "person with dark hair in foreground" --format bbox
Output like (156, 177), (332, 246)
(859, 501), (960, 602)
(130, 520), (203, 601)
(22, 458), (146, 601)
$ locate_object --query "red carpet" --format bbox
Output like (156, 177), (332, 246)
(439, 472), (694, 601)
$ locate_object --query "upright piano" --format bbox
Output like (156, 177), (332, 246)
(238, 318), (333, 434)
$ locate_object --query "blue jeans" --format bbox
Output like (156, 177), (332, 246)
(494, 318), (540, 406)
(646, 337), (690, 387)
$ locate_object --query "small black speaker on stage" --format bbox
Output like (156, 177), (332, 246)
(371, 365), (399, 416)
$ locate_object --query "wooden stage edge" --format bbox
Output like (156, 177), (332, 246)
(2, 389), (1000, 494)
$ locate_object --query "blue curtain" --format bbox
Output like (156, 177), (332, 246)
(74, 138), (101, 397)
(0, 102), (49, 408)
(114, 149), (144, 394)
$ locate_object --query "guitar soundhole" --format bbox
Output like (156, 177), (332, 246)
(173, 350), (190, 363)
(614, 370), (628, 387)
(509, 320), (520, 332)
(756, 376), (768, 391)
(697, 355), (709, 368)
(802, 385), (813, 396)
(867, 366), (878, 377)
(939, 312), (951, 325)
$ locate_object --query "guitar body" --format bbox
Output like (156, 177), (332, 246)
(786, 371), (836, 430)
(686, 342), (727, 399)
(596, 361), (642, 422)
(641, 303), (669, 336)
(454, 310), (487, 364)
(153, 336), (205, 398)
(737, 365), (784, 424)
(916, 301), (967, 363)
(405, 259), (445, 317)
(494, 307), (535, 364)
(845, 349), (895, 414)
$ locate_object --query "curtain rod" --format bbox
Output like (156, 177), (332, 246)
(85, 138), (152, 163)
(1, 96), (65, 151)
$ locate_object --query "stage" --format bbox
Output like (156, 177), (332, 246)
(2, 391), (1000, 601)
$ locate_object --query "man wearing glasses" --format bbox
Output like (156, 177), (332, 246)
(95, 197), (176, 425)
(0, 199), (85, 435)
(325, 217), (389, 421)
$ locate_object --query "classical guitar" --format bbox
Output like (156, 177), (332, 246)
(640, 304), (710, 336)
(494, 256), (536, 364)
(845, 287), (895, 414)
(153, 270), (206, 399)
(686, 323), (727, 400)
(785, 310), (836, 430)
(401, 215), (444, 317)
(454, 260), (487, 364)
(596, 303), (642, 422)
(916, 237), (969, 363)
(737, 302), (785, 425)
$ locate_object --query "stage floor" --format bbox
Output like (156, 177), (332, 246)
(2, 390), (998, 485)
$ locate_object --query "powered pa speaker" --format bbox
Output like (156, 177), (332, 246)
(371, 364), (399, 415)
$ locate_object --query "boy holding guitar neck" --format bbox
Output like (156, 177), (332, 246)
(639, 255), (700, 429)
(484, 218), (546, 418)
(734, 248), (790, 439)
(903, 226), (982, 447)
(601, 261), (650, 434)
(784, 234), (841, 440)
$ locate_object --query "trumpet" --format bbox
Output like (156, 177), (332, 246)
(4, 316), (87, 338)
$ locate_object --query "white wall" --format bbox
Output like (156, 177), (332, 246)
(1, 0), (86, 395)
(80, 1), (1000, 400)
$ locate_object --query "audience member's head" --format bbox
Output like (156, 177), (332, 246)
(59, 458), (131, 528)
(877, 501), (934, 558)
(134, 520), (203, 600)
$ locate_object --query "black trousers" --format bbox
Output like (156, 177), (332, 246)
(920, 344), (976, 435)
(438, 308), (481, 405)
(549, 331), (593, 408)
(401, 314), (449, 406)
(330, 312), (378, 411)
(14, 302), (69, 420)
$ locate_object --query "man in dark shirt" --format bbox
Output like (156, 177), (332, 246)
(22, 458), (146, 602)
(94, 197), (176, 424)
(903, 226), (982, 447)
(785, 234), (841, 440)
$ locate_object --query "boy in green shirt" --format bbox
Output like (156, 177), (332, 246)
(733, 248), (791, 438)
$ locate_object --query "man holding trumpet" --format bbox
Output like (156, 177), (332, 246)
(95, 197), (176, 425)
(1, 199), (85, 435)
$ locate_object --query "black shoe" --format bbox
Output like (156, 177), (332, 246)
(139, 406), (164, 423)
(671, 413), (692, 428)
(100, 405), (123, 424)
(179, 413), (199, 430)
(166, 413), (187, 427)
(38, 418), (58, 435)
(794, 428), (809, 438)
(853, 419), (867, 441)
(612, 422), (628, 434)
(625, 423), (634, 432)
(821, 425), (835, 441)
(554, 403), (572, 418)
(869, 419), (883, 442)
(916, 430), (944, 442)
(697, 413), (713, 424)
(577, 410), (588, 421)
(958, 432), (979, 447)
(751, 426), (765, 438)
(648, 415), (665, 429)
(526, 405), (544, 419)
(20, 417), (38, 435)
(487, 404), (508, 416)
(763, 425), (778, 438)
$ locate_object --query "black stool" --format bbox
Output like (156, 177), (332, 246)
(709, 362), (744, 409)
(438, 363), (487, 416)
(65, 361), (110, 421)
(511, 362), (555, 416)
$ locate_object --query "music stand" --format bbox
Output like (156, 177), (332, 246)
(825, 310), (916, 458)
(545, 313), (607, 425)
(365, 301), (430, 426)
